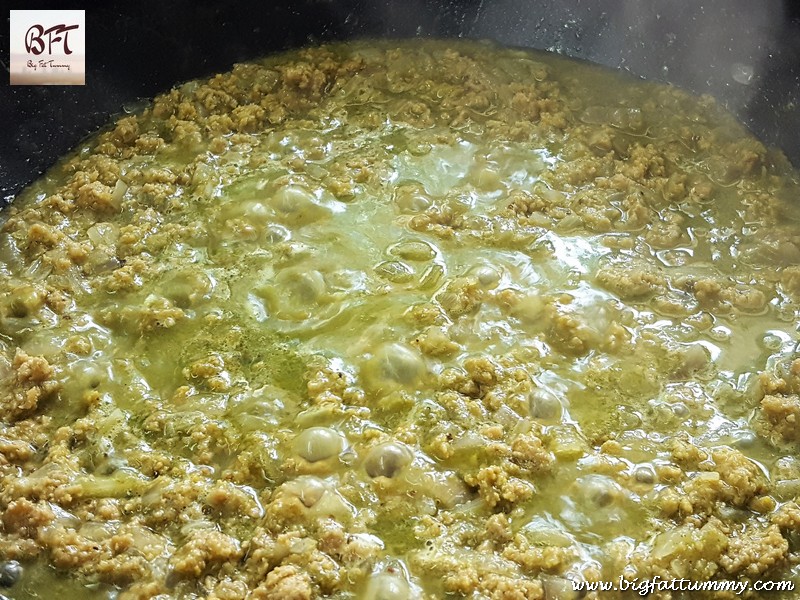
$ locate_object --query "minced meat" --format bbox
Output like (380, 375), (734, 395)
(1, 39), (800, 600)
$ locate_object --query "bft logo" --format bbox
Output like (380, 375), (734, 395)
(25, 23), (80, 56)
(10, 10), (86, 85)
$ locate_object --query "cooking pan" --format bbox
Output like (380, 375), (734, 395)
(1, 1), (800, 597)
(1, 0), (799, 204)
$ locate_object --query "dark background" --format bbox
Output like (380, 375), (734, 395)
(2, 0), (799, 201)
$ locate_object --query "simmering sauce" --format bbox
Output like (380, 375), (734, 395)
(1, 40), (800, 599)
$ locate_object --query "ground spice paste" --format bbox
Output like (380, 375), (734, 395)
(1, 39), (800, 600)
